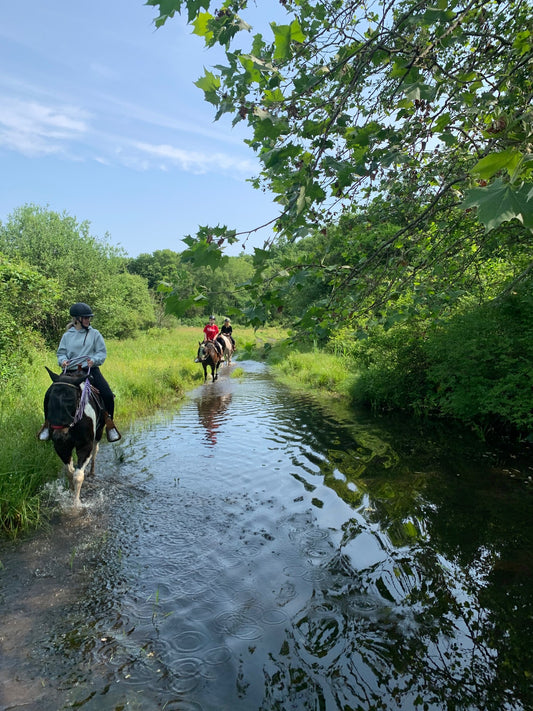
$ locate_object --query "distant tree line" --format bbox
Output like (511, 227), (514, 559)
(0, 204), (258, 382)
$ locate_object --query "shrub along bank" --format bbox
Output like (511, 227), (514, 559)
(268, 282), (533, 442)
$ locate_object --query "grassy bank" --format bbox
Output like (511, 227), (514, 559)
(257, 337), (356, 405)
(0, 325), (281, 538)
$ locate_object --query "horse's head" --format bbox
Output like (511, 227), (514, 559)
(45, 366), (87, 387)
(44, 367), (88, 427)
(195, 342), (207, 363)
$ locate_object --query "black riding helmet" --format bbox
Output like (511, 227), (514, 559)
(70, 302), (94, 318)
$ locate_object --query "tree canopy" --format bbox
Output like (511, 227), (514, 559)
(147, 0), (532, 329)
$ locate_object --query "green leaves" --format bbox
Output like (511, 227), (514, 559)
(271, 20), (305, 61)
(472, 150), (524, 182)
(194, 69), (220, 105)
(181, 233), (231, 269)
(145, 0), (209, 26)
(462, 179), (533, 232)
(192, 12), (214, 43)
(164, 291), (206, 317)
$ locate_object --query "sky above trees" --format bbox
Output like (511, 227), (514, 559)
(0, 1), (285, 257)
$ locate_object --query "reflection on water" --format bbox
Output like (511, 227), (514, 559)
(1, 361), (532, 710)
(197, 392), (232, 446)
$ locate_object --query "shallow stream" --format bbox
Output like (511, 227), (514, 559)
(1, 360), (532, 710)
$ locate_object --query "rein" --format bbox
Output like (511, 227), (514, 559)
(72, 367), (92, 425)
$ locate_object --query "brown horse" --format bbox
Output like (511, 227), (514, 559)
(196, 341), (223, 382)
(43, 367), (106, 505)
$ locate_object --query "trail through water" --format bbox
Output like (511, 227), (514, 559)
(1, 360), (532, 710)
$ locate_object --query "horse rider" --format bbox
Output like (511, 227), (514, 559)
(38, 302), (121, 442)
(220, 317), (236, 350)
(202, 315), (224, 358)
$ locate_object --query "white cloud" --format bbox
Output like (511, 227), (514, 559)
(94, 91), (247, 147)
(0, 96), (89, 156)
(132, 140), (257, 176)
(0, 81), (258, 179)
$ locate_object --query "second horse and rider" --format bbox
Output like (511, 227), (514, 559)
(196, 315), (236, 363)
(195, 316), (236, 382)
(205, 315), (235, 357)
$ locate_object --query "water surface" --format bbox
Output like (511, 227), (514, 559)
(1, 360), (532, 710)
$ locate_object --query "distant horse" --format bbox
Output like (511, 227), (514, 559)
(43, 367), (106, 505)
(196, 341), (223, 382)
(217, 334), (235, 365)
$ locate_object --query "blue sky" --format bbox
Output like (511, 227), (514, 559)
(0, 1), (285, 257)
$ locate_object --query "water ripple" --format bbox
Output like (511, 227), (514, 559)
(174, 630), (208, 652)
(204, 645), (233, 665)
(214, 612), (263, 640)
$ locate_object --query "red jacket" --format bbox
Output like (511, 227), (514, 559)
(203, 323), (219, 340)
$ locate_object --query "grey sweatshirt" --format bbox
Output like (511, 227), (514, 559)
(56, 326), (107, 370)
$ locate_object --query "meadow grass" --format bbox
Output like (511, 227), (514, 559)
(0, 324), (283, 538)
(263, 339), (356, 403)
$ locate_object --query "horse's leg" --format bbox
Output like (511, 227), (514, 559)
(71, 440), (95, 505)
(66, 457), (75, 492)
(88, 442), (99, 477)
(203, 363), (208, 382)
(53, 439), (75, 492)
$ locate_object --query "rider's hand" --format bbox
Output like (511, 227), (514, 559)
(87, 358), (94, 367)
(61, 360), (69, 368)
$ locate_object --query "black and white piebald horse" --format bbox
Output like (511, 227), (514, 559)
(217, 333), (235, 365)
(43, 367), (106, 505)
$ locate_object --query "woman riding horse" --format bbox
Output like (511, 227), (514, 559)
(38, 302), (121, 443)
(202, 315), (225, 358)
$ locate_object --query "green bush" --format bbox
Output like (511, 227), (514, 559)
(344, 281), (533, 436)
(425, 286), (533, 433)
(0, 253), (60, 382)
(346, 325), (431, 414)
(0, 205), (155, 344)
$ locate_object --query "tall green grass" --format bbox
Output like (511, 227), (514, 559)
(0, 360), (60, 536)
(269, 348), (356, 401)
(0, 325), (279, 538)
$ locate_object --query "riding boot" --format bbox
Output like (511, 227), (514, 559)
(37, 420), (50, 441)
(105, 413), (121, 442)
